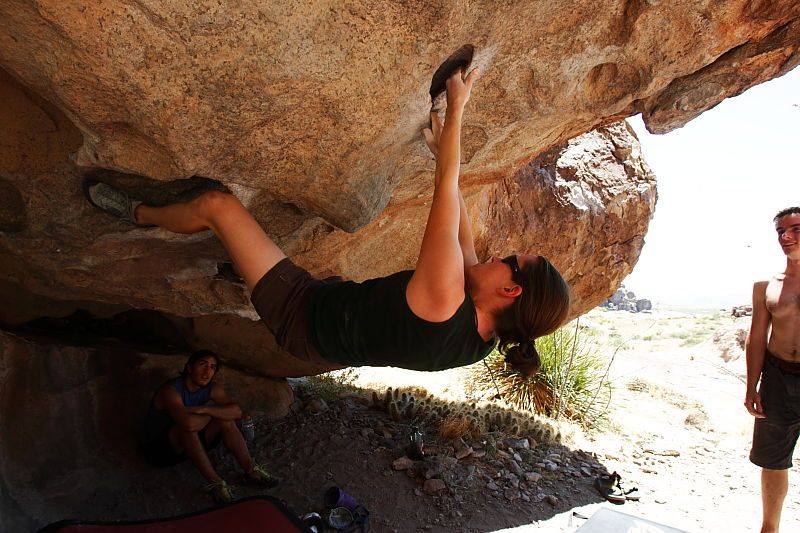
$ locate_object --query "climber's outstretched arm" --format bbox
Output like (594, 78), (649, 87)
(407, 68), (478, 322)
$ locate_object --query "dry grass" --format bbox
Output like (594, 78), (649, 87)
(626, 377), (710, 425)
(438, 415), (484, 440)
(684, 408), (710, 429)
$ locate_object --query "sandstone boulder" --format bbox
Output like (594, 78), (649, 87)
(2, 115), (657, 378)
(1, 1), (797, 230)
(1, 1), (799, 324)
(601, 285), (653, 313)
(0, 57), (658, 377)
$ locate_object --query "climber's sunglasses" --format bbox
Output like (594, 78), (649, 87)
(501, 255), (523, 285)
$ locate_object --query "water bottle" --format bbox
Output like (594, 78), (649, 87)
(300, 512), (323, 533)
(407, 425), (424, 459)
(240, 415), (255, 443)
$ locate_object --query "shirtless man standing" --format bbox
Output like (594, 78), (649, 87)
(745, 206), (800, 533)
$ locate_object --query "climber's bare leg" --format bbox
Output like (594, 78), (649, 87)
(136, 191), (285, 291)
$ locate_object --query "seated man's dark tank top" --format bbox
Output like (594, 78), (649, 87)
(309, 270), (495, 370)
(141, 377), (213, 444)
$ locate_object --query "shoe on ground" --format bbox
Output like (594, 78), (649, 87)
(594, 474), (626, 505)
(206, 479), (234, 504)
(247, 464), (280, 489)
(86, 182), (143, 225)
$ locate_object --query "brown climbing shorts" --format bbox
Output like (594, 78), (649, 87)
(250, 258), (343, 368)
(750, 352), (800, 470)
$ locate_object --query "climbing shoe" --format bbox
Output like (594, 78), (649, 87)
(86, 182), (143, 225)
(246, 464), (280, 489)
(205, 479), (234, 505)
(594, 472), (626, 505)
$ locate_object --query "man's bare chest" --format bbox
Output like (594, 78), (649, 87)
(765, 277), (800, 319)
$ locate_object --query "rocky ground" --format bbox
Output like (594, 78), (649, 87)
(253, 392), (607, 532)
(52, 384), (610, 533)
(19, 308), (800, 532)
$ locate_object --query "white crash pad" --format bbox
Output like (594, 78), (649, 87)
(576, 507), (689, 533)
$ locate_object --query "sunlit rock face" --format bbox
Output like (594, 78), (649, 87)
(0, 1), (798, 371)
(0, 57), (656, 377)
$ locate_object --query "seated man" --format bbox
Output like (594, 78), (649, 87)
(140, 350), (278, 503)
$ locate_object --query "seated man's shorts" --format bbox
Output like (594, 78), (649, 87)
(750, 354), (800, 470)
(141, 427), (221, 468)
(250, 258), (344, 368)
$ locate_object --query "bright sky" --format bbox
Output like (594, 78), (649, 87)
(623, 66), (800, 309)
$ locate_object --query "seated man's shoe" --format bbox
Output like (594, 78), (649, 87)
(247, 464), (280, 489)
(205, 479), (234, 504)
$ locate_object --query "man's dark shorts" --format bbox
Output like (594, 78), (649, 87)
(250, 258), (344, 368)
(141, 427), (221, 468)
(750, 353), (800, 470)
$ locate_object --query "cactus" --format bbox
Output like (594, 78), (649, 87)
(368, 386), (563, 445)
(383, 388), (392, 410)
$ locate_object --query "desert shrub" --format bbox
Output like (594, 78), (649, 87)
(680, 335), (706, 347)
(640, 329), (665, 342)
(298, 367), (358, 403)
(480, 435), (499, 456)
(470, 320), (611, 429)
(626, 378), (649, 392)
(626, 378), (704, 412)
(658, 325), (711, 347)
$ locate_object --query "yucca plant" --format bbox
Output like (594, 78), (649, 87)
(471, 319), (611, 429)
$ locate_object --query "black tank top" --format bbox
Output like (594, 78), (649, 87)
(309, 270), (495, 370)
